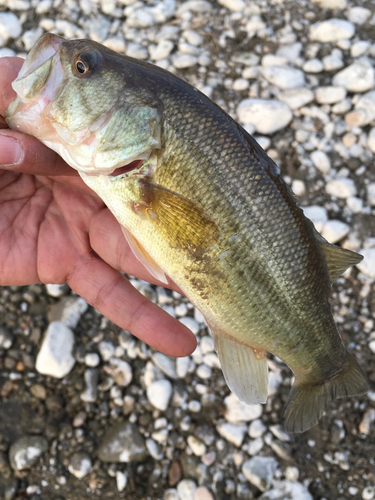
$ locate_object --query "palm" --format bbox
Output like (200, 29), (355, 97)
(0, 57), (196, 357)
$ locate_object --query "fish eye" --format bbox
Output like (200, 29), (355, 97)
(74, 51), (98, 76)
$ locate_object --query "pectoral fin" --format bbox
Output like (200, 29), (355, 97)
(133, 181), (220, 252)
(211, 328), (269, 404)
(121, 226), (168, 285)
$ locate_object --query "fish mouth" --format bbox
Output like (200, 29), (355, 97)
(15, 33), (64, 85)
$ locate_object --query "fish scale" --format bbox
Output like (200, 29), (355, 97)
(6, 33), (368, 432)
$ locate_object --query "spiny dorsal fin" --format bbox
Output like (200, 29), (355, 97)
(320, 243), (363, 283)
(211, 328), (269, 405)
(121, 226), (168, 285)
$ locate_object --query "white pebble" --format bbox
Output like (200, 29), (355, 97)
(311, 150), (331, 174)
(309, 19), (355, 43)
(216, 422), (247, 447)
(217, 0), (245, 11)
(0, 12), (22, 43)
(45, 283), (69, 297)
(368, 128), (375, 153)
(196, 364), (212, 379)
(177, 479), (197, 500)
(326, 178), (357, 199)
(347, 7), (372, 25)
(172, 54), (198, 69)
(36, 322), (75, 379)
(351, 41), (371, 58)
(356, 249), (375, 279)
(261, 66), (305, 90)
(292, 180), (305, 197)
(303, 59), (323, 73)
(225, 393), (262, 424)
(333, 59), (375, 93)
(367, 183), (375, 206)
(248, 419), (267, 438)
(85, 353), (100, 367)
(187, 435), (206, 456)
(278, 88), (314, 110)
(147, 379), (172, 411)
(116, 471), (128, 492)
(237, 99), (292, 135)
(315, 86), (347, 105)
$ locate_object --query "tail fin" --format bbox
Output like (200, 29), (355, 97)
(282, 353), (369, 433)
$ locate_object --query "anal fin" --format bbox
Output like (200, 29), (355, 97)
(121, 226), (168, 285)
(212, 329), (269, 405)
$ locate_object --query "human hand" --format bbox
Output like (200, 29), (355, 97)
(0, 57), (196, 357)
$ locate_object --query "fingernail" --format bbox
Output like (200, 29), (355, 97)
(0, 135), (22, 165)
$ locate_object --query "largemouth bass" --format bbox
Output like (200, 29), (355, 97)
(6, 33), (369, 432)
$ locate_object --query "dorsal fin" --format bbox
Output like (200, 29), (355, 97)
(312, 227), (363, 282)
(320, 243), (363, 282)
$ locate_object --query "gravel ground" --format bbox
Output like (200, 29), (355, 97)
(1, 0), (375, 499)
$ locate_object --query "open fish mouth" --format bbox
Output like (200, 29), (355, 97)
(11, 33), (65, 100)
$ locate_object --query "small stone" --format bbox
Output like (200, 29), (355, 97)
(351, 41), (371, 58)
(0, 326), (13, 349)
(233, 78), (249, 91)
(278, 88), (314, 110)
(97, 422), (147, 462)
(309, 19), (355, 43)
(347, 7), (372, 25)
(261, 66), (305, 90)
(80, 368), (99, 403)
(248, 419), (267, 438)
(248, 437), (264, 455)
(0, 12), (22, 43)
(216, 422), (247, 447)
(109, 358), (133, 387)
(362, 486), (375, 500)
(356, 249), (375, 278)
(146, 438), (163, 460)
(194, 486), (214, 500)
(150, 40), (174, 61)
(152, 352), (178, 379)
(165, 489), (179, 500)
(177, 479), (197, 500)
(323, 53), (344, 72)
(311, 0), (347, 7)
(292, 180), (305, 197)
(9, 436), (48, 470)
(187, 435), (206, 456)
(260, 480), (313, 499)
(311, 150), (331, 174)
(196, 364), (212, 379)
(333, 59), (375, 93)
(172, 54), (198, 69)
(36, 322), (75, 378)
(237, 99), (292, 135)
(176, 0), (212, 16)
(45, 283), (69, 297)
(322, 220), (350, 244)
(326, 178), (357, 199)
(103, 37), (126, 53)
(347, 196), (363, 214)
(85, 353), (100, 367)
(217, 0), (245, 11)
(98, 340), (115, 361)
(242, 456), (279, 492)
(48, 296), (88, 329)
(303, 59), (323, 73)
(29, 384), (47, 399)
(359, 408), (375, 435)
(126, 42), (148, 60)
(224, 393), (262, 423)
(367, 183), (375, 206)
(315, 86), (346, 105)
(147, 379), (172, 411)
(116, 471), (128, 492)
(68, 452), (92, 479)
(177, 356), (191, 378)
(285, 466), (299, 482)
(368, 128), (375, 153)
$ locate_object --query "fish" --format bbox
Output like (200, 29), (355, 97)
(6, 33), (369, 433)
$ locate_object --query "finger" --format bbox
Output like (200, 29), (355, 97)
(0, 129), (76, 176)
(0, 57), (24, 116)
(66, 253), (197, 357)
